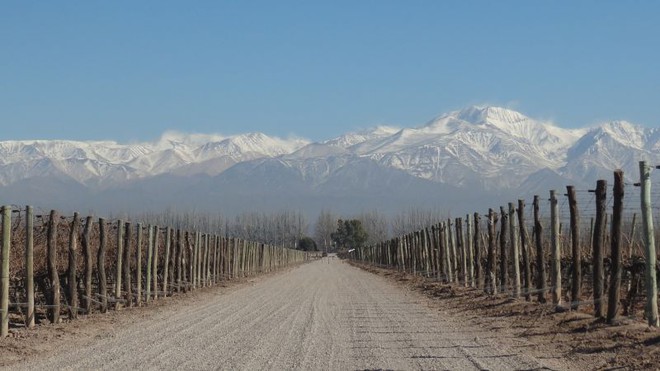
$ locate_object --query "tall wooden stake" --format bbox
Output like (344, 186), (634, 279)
(82, 216), (93, 316)
(115, 219), (124, 310)
(499, 206), (509, 293)
(136, 223), (143, 306)
(47, 210), (61, 323)
(509, 203), (521, 298)
(550, 190), (562, 306)
(533, 196), (546, 303)
(639, 161), (659, 326)
(97, 218), (107, 313)
(608, 170), (624, 323)
(486, 209), (497, 295)
(25, 206), (35, 327)
(1, 206), (10, 337)
(518, 200), (531, 301)
(474, 213), (481, 288)
(593, 180), (607, 318)
(123, 222), (132, 307)
(566, 186), (581, 309)
(68, 212), (80, 319)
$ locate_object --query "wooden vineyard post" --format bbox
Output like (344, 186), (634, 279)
(486, 209), (497, 295)
(509, 203), (521, 298)
(466, 215), (474, 287)
(533, 196), (546, 303)
(443, 223), (453, 282)
(47, 210), (61, 323)
(449, 219), (457, 280)
(608, 170), (624, 323)
(566, 186), (581, 309)
(592, 180), (607, 318)
(474, 213), (481, 288)
(1, 206), (10, 337)
(193, 232), (199, 288)
(25, 206), (35, 328)
(176, 229), (182, 292)
(518, 200), (531, 301)
(115, 219), (124, 311)
(187, 232), (193, 289)
(204, 233), (209, 285)
(136, 223), (143, 306)
(98, 218), (108, 313)
(68, 212), (80, 319)
(550, 190), (561, 306)
(457, 218), (466, 285)
(499, 206), (508, 293)
(152, 225), (159, 299)
(163, 227), (171, 296)
(82, 216), (93, 316)
(639, 161), (659, 326)
(146, 225), (153, 303)
(123, 222), (132, 307)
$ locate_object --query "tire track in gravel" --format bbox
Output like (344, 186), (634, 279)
(11, 258), (576, 370)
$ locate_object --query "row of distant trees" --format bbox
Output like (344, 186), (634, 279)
(124, 208), (447, 252)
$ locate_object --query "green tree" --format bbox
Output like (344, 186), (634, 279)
(297, 236), (318, 251)
(331, 219), (368, 249)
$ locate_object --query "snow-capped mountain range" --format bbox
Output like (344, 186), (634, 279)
(1, 106), (658, 215)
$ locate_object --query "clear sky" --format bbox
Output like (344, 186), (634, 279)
(2, 1), (659, 142)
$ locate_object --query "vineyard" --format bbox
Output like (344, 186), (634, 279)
(0, 208), (310, 337)
(348, 162), (660, 329)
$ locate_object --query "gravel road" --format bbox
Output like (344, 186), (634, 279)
(14, 259), (566, 370)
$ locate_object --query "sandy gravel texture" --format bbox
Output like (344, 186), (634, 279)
(7, 258), (576, 370)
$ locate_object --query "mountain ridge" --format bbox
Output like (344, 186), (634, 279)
(1, 106), (657, 215)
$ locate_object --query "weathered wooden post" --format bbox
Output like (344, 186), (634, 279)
(82, 216), (93, 316)
(176, 229), (183, 293)
(97, 218), (108, 313)
(486, 209), (497, 295)
(457, 218), (467, 285)
(47, 210), (61, 323)
(499, 206), (509, 293)
(639, 161), (659, 326)
(25, 206), (35, 327)
(466, 214), (475, 287)
(146, 225), (153, 303)
(163, 227), (171, 295)
(533, 196), (546, 303)
(449, 219), (457, 279)
(474, 213), (481, 288)
(443, 223), (453, 282)
(115, 219), (124, 310)
(592, 180), (607, 318)
(509, 203), (521, 297)
(68, 212), (80, 319)
(518, 200), (531, 301)
(152, 225), (159, 299)
(550, 190), (561, 306)
(608, 170), (624, 324)
(136, 223), (143, 306)
(123, 222), (132, 307)
(566, 186), (581, 309)
(1, 206), (10, 337)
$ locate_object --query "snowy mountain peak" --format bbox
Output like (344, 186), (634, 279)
(455, 106), (529, 126)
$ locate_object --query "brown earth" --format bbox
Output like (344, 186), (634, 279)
(350, 261), (660, 370)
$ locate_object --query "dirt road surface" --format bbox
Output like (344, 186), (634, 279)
(10, 259), (577, 370)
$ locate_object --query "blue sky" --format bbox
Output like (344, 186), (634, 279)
(2, 1), (658, 142)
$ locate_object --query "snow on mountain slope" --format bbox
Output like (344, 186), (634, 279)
(0, 106), (657, 196)
(0, 132), (309, 186)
